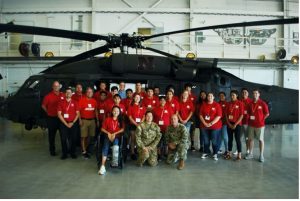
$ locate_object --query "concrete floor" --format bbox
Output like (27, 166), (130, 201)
(0, 117), (298, 199)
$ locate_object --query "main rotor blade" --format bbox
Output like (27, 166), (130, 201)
(142, 46), (179, 59)
(141, 18), (299, 41)
(53, 44), (110, 67)
(0, 23), (108, 42)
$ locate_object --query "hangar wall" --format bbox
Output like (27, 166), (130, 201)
(0, 0), (298, 97)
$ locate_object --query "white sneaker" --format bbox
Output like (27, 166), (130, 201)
(259, 155), (264, 163)
(245, 154), (254, 160)
(98, 165), (106, 175)
(213, 154), (218, 161)
(201, 154), (208, 159)
(233, 150), (238, 155)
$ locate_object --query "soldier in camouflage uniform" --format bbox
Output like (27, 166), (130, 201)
(165, 114), (188, 170)
(135, 111), (162, 167)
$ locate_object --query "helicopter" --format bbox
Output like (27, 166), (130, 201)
(0, 18), (298, 130)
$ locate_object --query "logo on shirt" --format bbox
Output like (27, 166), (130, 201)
(187, 105), (190, 109)
(258, 106), (262, 109)
(212, 107), (216, 111)
(164, 110), (168, 113)
(235, 105), (239, 109)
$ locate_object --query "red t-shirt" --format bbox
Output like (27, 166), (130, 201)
(142, 96), (159, 110)
(128, 104), (146, 124)
(71, 92), (85, 103)
(102, 117), (123, 134)
(240, 97), (252, 125)
(97, 100), (107, 122)
(79, 97), (97, 119)
(218, 101), (228, 125)
(166, 98), (180, 114)
(199, 101), (222, 130)
(226, 100), (244, 125)
(247, 99), (269, 128)
(42, 91), (65, 117)
(133, 91), (146, 100)
(57, 99), (79, 122)
(121, 98), (132, 111)
(178, 100), (195, 121)
(189, 93), (197, 105)
(152, 105), (173, 133)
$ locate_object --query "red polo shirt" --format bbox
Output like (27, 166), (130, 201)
(93, 90), (111, 101)
(189, 93), (197, 105)
(57, 99), (78, 122)
(71, 92), (85, 103)
(79, 97), (97, 119)
(240, 97), (252, 125)
(166, 98), (180, 114)
(133, 91), (146, 100)
(42, 91), (65, 117)
(226, 100), (244, 125)
(152, 105), (173, 133)
(247, 99), (269, 128)
(142, 96), (159, 110)
(178, 100), (195, 121)
(97, 100), (107, 122)
(218, 100), (228, 125)
(102, 117), (123, 134)
(199, 101), (222, 130)
(121, 98), (132, 111)
(128, 104), (146, 124)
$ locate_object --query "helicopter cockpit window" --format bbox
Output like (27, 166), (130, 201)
(28, 80), (40, 89)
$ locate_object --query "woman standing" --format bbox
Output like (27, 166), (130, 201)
(224, 90), (244, 161)
(199, 92), (222, 161)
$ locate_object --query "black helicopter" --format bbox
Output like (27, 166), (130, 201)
(0, 18), (298, 130)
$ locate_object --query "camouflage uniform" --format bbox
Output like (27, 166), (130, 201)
(135, 122), (162, 166)
(165, 123), (188, 164)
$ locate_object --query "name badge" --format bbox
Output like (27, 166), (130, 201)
(235, 105), (239, 109)
(63, 114), (69, 118)
(191, 97), (194, 101)
(147, 105), (152, 108)
(61, 97), (64, 100)
(88, 104), (92, 108)
(244, 110), (247, 114)
(187, 105), (190, 109)
(228, 115), (233, 120)
(258, 106), (262, 109)
(205, 115), (210, 121)
(153, 100), (156, 104)
(99, 109), (104, 114)
(171, 104), (175, 107)
(164, 110), (168, 113)
(159, 121), (164, 125)
(250, 116), (255, 120)
(222, 104), (225, 107)
(136, 118), (141, 123)
(212, 107), (216, 111)
(121, 109), (123, 112)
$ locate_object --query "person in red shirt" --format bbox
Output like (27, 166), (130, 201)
(142, 87), (159, 111)
(127, 94), (146, 160)
(57, 87), (80, 160)
(240, 88), (252, 155)
(104, 86), (119, 109)
(98, 106), (125, 175)
(154, 86), (160, 97)
(224, 90), (244, 161)
(93, 81), (111, 101)
(197, 91), (207, 153)
(133, 82), (146, 100)
(79, 87), (98, 159)
(42, 81), (65, 156)
(199, 92), (222, 161)
(72, 84), (85, 103)
(178, 90), (194, 149)
(97, 91), (108, 126)
(166, 90), (179, 115)
(245, 89), (269, 162)
(106, 94), (126, 117)
(121, 88), (133, 112)
(218, 91), (229, 156)
(184, 83), (197, 104)
(152, 96), (173, 160)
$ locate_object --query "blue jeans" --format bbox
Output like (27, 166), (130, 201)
(183, 121), (192, 134)
(201, 128), (221, 155)
(102, 135), (119, 157)
(218, 125), (228, 152)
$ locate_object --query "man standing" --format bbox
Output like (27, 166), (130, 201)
(42, 81), (65, 156)
(72, 84), (85, 103)
(245, 89), (269, 162)
(57, 88), (80, 159)
(240, 88), (252, 155)
(79, 87), (98, 159)
(165, 114), (188, 170)
(118, 81), (126, 99)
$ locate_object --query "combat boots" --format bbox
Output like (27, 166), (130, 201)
(177, 159), (184, 170)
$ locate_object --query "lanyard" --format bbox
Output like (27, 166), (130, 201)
(66, 100), (72, 112)
(251, 102), (259, 114)
(112, 119), (118, 131)
(160, 106), (165, 120)
(229, 101), (237, 114)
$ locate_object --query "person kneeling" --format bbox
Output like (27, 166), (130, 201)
(98, 106), (124, 175)
(165, 114), (188, 170)
(135, 111), (162, 167)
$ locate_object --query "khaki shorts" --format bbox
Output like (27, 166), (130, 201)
(248, 126), (265, 141)
(80, 119), (96, 138)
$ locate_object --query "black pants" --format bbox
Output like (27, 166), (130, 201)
(227, 124), (242, 153)
(59, 121), (79, 156)
(46, 116), (60, 154)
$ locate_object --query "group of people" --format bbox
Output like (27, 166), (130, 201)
(41, 80), (269, 175)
